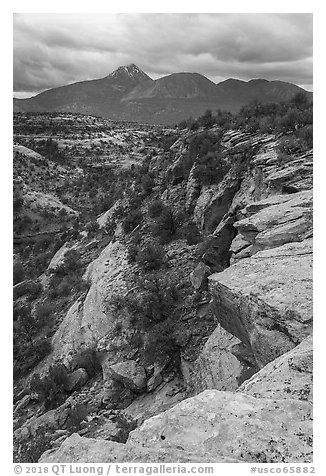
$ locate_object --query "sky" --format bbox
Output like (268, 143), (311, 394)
(13, 13), (313, 98)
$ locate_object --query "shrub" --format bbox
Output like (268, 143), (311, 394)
(70, 349), (101, 377)
(144, 320), (177, 366)
(30, 362), (68, 410)
(148, 199), (165, 219)
(127, 243), (139, 263)
(182, 222), (202, 245)
(192, 152), (228, 186)
(26, 281), (43, 301)
(136, 242), (164, 271)
(35, 302), (55, 328)
(141, 174), (155, 196)
(85, 220), (99, 234)
(150, 206), (176, 244)
(122, 209), (142, 234)
(33, 339), (53, 363)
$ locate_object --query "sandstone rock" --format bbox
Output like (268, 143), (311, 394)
(102, 379), (134, 410)
(123, 377), (186, 426)
(47, 243), (77, 272)
(265, 152), (313, 192)
(229, 234), (251, 254)
(51, 240), (130, 361)
(39, 432), (239, 463)
(106, 360), (147, 391)
(128, 390), (312, 463)
(147, 373), (163, 392)
(182, 324), (256, 394)
(193, 167), (241, 233)
(233, 190), (313, 257)
(96, 198), (126, 229)
(14, 401), (70, 442)
(189, 262), (211, 291)
(64, 368), (88, 392)
(209, 239), (313, 368)
(239, 335), (313, 402)
(185, 163), (201, 213)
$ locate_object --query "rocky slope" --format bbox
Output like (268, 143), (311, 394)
(40, 336), (313, 463)
(13, 115), (313, 463)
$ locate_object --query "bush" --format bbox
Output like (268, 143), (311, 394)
(70, 349), (101, 377)
(192, 152), (228, 186)
(30, 362), (68, 410)
(35, 302), (55, 328)
(33, 338), (53, 363)
(148, 199), (165, 219)
(122, 209), (142, 234)
(85, 220), (99, 234)
(141, 174), (155, 196)
(182, 222), (202, 245)
(150, 206), (176, 244)
(144, 320), (177, 366)
(136, 242), (165, 271)
(127, 243), (139, 263)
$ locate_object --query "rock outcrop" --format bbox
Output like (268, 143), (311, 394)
(238, 335), (313, 402)
(51, 240), (130, 360)
(209, 239), (312, 369)
(64, 368), (89, 392)
(39, 432), (239, 463)
(40, 388), (312, 463)
(104, 360), (147, 391)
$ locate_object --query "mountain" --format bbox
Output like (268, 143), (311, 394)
(14, 64), (312, 124)
(122, 72), (218, 100)
(14, 64), (152, 117)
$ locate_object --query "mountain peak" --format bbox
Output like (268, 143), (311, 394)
(107, 64), (151, 82)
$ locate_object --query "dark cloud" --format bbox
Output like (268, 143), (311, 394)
(13, 13), (313, 97)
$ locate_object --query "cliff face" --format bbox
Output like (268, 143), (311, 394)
(182, 131), (312, 394)
(14, 119), (313, 463)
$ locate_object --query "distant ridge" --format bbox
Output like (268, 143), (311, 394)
(14, 64), (312, 125)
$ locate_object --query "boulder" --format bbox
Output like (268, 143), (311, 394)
(102, 379), (134, 410)
(106, 360), (147, 391)
(182, 323), (257, 394)
(189, 262), (211, 291)
(147, 373), (163, 392)
(209, 239), (313, 368)
(238, 335), (313, 402)
(124, 377), (187, 426)
(64, 368), (88, 392)
(14, 399), (72, 442)
(39, 432), (239, 463)
(128, 390), (312, 463)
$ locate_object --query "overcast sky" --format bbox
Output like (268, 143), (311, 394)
(13, 13), (313, 98)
